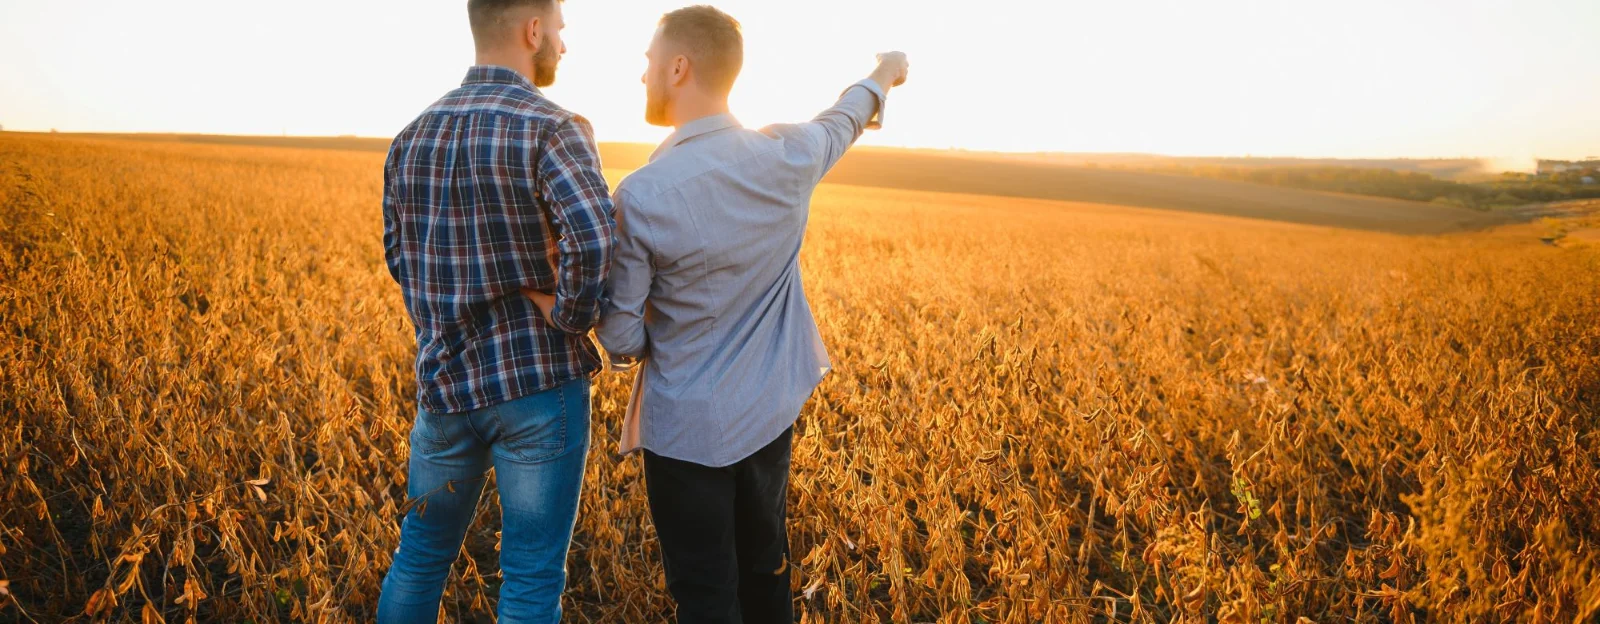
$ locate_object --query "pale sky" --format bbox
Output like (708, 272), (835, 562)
(2, 0), (1597, 163)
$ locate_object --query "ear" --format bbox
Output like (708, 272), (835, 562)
(523, 15), (544, 51)
(670, 55), (690, 87)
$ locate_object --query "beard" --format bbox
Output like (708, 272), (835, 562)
(644, 67), (671, 127)
(532, 42), (559, 88)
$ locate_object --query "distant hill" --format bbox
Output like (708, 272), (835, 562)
(951, 151), (1494, 181)
(57, 132), (400, 154)
(50, 132), (1496, 178)
(802, 148), (1515, 234)
(28, 132), (1517, 234)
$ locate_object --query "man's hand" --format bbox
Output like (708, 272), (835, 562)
(871, 52), (910, 90)
(521, 288), (557, 326)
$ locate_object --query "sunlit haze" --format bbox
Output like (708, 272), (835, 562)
(2, 0), (1597, 163)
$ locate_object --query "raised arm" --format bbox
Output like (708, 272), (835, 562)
(594, 188), (653, 366)
(796, 52), (911, 178)
(535, 116), (617, 334)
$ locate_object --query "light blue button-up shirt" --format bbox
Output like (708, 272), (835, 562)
(596, 79), (886, 467)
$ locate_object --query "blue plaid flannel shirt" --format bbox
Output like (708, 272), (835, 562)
(383, 65), (616, 414)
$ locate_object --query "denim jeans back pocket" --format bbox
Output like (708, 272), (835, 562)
(495, 380), (583, 464)
(412, 407), (454, 457)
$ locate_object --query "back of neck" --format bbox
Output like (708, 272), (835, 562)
(672, 96), (732, 129)
(474, 50), (535, 86)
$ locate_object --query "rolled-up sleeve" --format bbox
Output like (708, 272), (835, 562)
(537, 115), (616, 334)
(798, 79), (886, 179)
(595, 187), (653, 364)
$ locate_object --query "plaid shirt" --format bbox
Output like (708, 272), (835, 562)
(383, 65), (615, 414)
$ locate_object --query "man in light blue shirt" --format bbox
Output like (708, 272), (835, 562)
(557, 5), (906, 622)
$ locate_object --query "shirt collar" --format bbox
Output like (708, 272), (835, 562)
(651, 113), (741, 162)
(461, 65), (543, 96)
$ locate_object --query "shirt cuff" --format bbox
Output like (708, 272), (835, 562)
(844, 79), (888, 129)
(546, 300), (583, 335)
(603, 350), (641, 372)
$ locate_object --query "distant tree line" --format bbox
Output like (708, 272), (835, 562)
(1147, 164), (1600, 210)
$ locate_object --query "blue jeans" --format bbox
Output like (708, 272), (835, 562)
(378, 378), (591, 624)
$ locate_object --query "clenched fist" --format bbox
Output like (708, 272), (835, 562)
(873, 51), (910, 88)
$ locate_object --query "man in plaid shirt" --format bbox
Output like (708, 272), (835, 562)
(376, 1), (614, 621)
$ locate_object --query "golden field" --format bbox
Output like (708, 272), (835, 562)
(2, 133), (1598, 623)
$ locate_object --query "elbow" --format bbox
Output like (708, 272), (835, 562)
(609, 330), (649, 360)
(551, 243), (616, 333)
(596, 318), (647, 359)
(383, 254), (404, 285)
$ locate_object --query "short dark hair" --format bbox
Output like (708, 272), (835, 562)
(468, 0), (558, 48)
(659, 5), (743, 95)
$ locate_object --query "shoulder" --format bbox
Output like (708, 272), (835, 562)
(516, 91), (601, 144)
(755, 123), (830, 171)
(527, 105), (603, 173)
(761, 122), (821, 150)
(614, 165), (691, 223)
(432, 84), (586, 131)
(610, 177), (665, 245)
(613, 173), (666, 214)
(613, 142), (722, 208)
(760, 122), (811, 141)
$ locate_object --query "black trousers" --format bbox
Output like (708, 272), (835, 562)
(643, 427), (794, 624)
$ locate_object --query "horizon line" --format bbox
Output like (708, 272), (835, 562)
(5, 129), (1588, 165)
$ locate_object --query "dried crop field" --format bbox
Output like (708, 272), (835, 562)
(2, 133), (1597, 623)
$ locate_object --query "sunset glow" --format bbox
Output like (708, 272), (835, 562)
(2, 0), (1597, 161)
